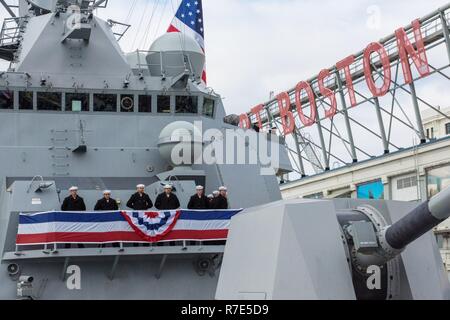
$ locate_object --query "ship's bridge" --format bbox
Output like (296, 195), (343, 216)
(0, 0), (214, 115)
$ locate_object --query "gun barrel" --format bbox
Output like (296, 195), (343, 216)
(385, 186), (450, 250)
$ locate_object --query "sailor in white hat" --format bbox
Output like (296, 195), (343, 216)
(61, 186), (86, 212)
(214, 186), (229, 209)
(94, 190), (119, 211)
(188, 185), (209, 210)
(61, 186), (87, 249)
(155, 183), (181, 210)
(126, 184), (153, 210)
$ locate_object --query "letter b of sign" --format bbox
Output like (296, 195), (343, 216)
(66, 265), (81, 290)
(366, 265), (381, 290)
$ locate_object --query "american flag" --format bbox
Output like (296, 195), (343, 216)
(167, 0), (207, 84)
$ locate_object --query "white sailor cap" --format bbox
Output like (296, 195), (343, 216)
(136, 184), (145, 189)
(196, 185), (204, 190)
(207, 194), (214, 199)
(103, 190), (112, 194)
(69, 186), (78, 191)
(213, 190), (219, 196)
(164, 184), (173, 189)
(219, 186), (228, 191)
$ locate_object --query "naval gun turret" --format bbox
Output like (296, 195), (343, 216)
(216, 187), (450, 300)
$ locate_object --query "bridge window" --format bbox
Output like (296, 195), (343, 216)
(19, 91), (33, 110)
(0, 90), (13, 109)
(446, 123), (450, 135)
(94, 94), (117, 112)
(176, 96), (198, 114)
(139, 95), (152, 113)
(37, 92), (62, 111)
(157, 95), (170, 113)
(203, 97), (215, 118)
(66, 93), (89, 112)
(120, 94), (134, 113)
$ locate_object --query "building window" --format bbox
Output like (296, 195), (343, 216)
(94, 94), (117, 112)
(427, 164), (450, 199)
(397, 176), (418, 190)
(436, 234), (444, 249)
(203, 97), (215, 118)
(446, 123), (450, 135)
(37, 92), (62, 111)
(176, 96), (198, 114)
(138, 95), (152, 113)
(157, 95), (171, 113)
(357, 179), (384, 199)
(0, 90), (14, 109)
(304, 192), (324, 199)
(120, 94), (134, 113)
(66, 93), (89, 112)
(19, 91), (33, 110)
(426, 127), (435, 139)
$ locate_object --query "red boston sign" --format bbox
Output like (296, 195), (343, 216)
(240, 19), (431, 136)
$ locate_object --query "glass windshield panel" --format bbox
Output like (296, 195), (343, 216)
(19, 91), (33, 110)
(66, 93), (89, 112)
(157, 95), (171, 113)
(120, 94), (135, 113)
(37, 92), (62, 111)
(94, 94), (117, 112)
(176, 96), (198, 114)
(0, 90), (14, 109)
(203, 98), (215, 118)
(139, 95), (152, 113)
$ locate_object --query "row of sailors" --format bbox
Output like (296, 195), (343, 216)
(60, 184), (229, 212)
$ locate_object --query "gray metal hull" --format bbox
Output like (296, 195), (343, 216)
(1, 254), (220, 300)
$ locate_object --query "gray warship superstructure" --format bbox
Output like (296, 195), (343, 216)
(0, 0), (290, 300)
(0, 0), (449, 300)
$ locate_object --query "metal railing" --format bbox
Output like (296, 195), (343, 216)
(0, 16), (24, 47)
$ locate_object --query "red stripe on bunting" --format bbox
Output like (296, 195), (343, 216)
(16, 230), (229, 245)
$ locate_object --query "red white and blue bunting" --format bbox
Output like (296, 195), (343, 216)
(16, 209), (242, 245)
